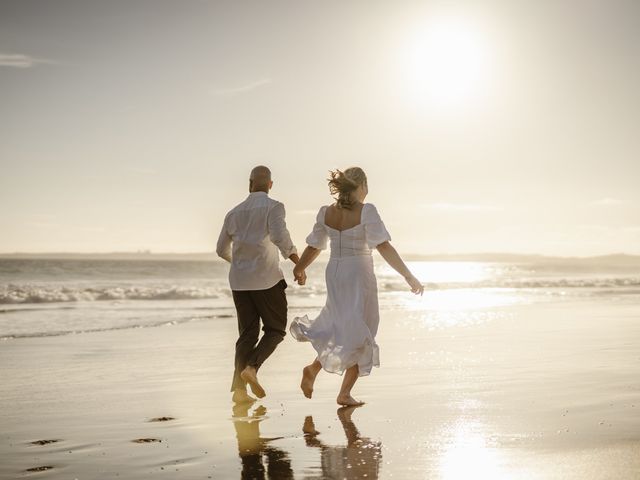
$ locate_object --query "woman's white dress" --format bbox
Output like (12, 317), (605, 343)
(290, 203), (391, 376)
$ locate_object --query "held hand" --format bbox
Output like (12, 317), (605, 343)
(405, 274), (424, 296)
(293, 265), (307, 286)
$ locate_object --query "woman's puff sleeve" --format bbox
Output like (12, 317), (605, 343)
(305, 206), (329, 250)
(363, 203), (391, 249)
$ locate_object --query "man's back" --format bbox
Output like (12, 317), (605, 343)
(217, 191), (296, 291)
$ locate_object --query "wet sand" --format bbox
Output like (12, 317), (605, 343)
(1, 296), (639, 479)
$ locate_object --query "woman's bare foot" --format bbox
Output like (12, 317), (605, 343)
(301, 365), (318, 399)
(336, 394), (365, 406)
(302, 416), (320, 435)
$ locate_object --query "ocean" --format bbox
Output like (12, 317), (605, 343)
(2, 255), (640, 479)
(1, 256), (639, 340)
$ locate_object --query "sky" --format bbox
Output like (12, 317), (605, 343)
(1, 0), (639, 256)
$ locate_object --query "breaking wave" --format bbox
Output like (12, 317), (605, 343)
(2, 276), (640, 305)
(396, 277), (640, 291)
(0, 284), (228, 305)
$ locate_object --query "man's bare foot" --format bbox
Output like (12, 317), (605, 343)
(232, 389), (256, 404)
(336, 394), (365, 406)
(301, 366), (317, 399)
(240, 366), (266, 398)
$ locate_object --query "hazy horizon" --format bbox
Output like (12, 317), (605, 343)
(2, 1), (639, 256)
(2, 250), (640, 263)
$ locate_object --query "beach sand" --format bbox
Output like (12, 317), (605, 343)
(1, 296), (639, 479)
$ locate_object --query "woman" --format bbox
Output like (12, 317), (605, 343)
(291, 167), (423, 406)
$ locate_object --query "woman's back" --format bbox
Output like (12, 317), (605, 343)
(323, 203), (364, 232)
(322, 204), (371, 259)
(305, 203), (392, 259)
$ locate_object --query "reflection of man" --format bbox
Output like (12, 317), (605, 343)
(217, 166), (301, 404)
(232, 404), (294, 480)
(303, 406), (382, 480)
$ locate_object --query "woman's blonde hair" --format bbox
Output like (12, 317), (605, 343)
(327, 167), (367, 209)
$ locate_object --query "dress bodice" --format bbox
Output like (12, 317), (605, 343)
(305, 204), (391, 258)
(326, 224), (369, 258)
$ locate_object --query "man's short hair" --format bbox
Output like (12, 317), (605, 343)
(250, 166), (271, 189)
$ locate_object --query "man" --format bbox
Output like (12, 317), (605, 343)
(217, 166), (304, 404)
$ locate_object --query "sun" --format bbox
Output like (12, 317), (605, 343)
(403, 16), (492, 109)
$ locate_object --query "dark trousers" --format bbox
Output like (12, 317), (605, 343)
(231, 279), (288, 392)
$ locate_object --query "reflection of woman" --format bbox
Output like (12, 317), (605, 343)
(232, 404), (293, 480)
(303, 406), (382, 479)
(291, 167), (423, 405)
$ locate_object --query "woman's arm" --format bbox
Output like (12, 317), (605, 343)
(376, 241), (424, 295)
(293, 246), (321, 285)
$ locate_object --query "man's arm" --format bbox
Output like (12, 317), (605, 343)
(216, 217), (232, 263)
(268, 202), (298, 262)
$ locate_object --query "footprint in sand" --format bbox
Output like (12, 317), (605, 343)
(132, 438), (162, 443)
(148, 416), (175, 422)
(29, 439), (61, 446)
(25, 466), (54, 472)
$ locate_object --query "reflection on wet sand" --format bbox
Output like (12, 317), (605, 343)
(232, 404), (381, 479)
(302, 406), (382, 480)
(232, 404), (294, 480)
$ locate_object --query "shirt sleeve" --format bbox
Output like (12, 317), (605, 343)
(363, 203), (391, 249)
(268, 202), (298, 259)
(305, 206), (329, 250)
(216, 214), (232, 263)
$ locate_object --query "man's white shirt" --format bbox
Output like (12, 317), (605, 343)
(216, 191), (297, 291)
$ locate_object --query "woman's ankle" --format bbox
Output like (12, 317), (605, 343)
(306, 363), (321, 374)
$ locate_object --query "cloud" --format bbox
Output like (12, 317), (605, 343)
(76, 225), (107, 233)
(423, 202), (503, 212)
(211, 78), (272, 96)
(590, 197), (623, 206)
(0, 53), (56, 68)
(126, 166), (156, 175)
(577, 224), (611, 231)
(24, 221), (60, 229)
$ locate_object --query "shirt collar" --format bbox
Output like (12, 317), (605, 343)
(248, 191), (268, 197)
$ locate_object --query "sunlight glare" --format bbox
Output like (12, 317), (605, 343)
(424, 289), (523, 311)
(407, 261), (490, 284)
(439, 420), (508, 480)
(403, 15), (492, 109)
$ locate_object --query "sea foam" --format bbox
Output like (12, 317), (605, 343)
(0, 284), (227, 305)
